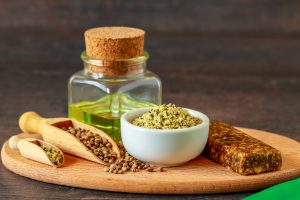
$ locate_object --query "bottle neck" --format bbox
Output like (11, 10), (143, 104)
(81, 51), (148, 78)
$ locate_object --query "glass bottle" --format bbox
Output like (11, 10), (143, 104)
(68, 51), (162, 141)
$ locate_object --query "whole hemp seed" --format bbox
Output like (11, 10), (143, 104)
(62, 127), (117, 164)
(61, 126), (164, 174)
(103, 142), (165, 174)
(132, 104), (202, 129)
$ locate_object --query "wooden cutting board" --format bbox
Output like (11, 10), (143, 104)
(1, 128), (300, 194)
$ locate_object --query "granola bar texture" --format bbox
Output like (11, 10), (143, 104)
(205, 122), (282, 175)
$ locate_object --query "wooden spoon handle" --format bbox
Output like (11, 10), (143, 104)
(19, 112), (45, 134)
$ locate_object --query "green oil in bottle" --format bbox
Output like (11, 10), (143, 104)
(68, 94), (156, 141)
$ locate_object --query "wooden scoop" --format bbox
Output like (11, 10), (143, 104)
(19, 111), (121, 165)
(9, 135), (64, 167)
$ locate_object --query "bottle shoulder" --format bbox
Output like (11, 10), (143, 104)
(145, 70), (161, 81)
(144, 70), (159, 77)
(69, 70), (161, 82)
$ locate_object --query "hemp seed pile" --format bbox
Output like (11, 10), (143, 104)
(132, 104), (202, 129)
(63, 127), (117, 164)
(41, 143), (64, 166)
(103, 142), (164, 174)
(63, 126), (162, 174)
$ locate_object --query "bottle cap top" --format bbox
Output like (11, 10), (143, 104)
(84, 27), (145, 60)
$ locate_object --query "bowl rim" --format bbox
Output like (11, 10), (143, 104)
(121, 107), (210, 135)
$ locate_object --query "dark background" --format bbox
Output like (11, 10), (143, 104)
(0, 1), (299, 199)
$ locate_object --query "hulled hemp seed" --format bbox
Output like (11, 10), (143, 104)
(132, 104), (202, 129)
(41, 144), (64, 166)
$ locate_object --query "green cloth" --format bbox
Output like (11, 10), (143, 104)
(243, 178), (300, 200)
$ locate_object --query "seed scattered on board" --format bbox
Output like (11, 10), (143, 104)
(63, 126), (164, 174)
(103, 142), (165, 174)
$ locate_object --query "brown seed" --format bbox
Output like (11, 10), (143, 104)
(104, 167), (109, 172)
(83, 135), (88, 140)
(111, 152), (117, 157)
(87, 132), (93, 137)
(106, 143), (112, 148)
(144, 164), (150, 169)
(117, 163), (123, 168)
(102, 138), (108, 145)
(110, 164), (117, 170)
(102, 146), (107, 151)
(131, 167), (137, 171)
(147, 167), (154, 172)
(131, 168), (136, 172)
(157, 167), (164, 172)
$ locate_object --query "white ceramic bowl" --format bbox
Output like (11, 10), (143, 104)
(121, 107), (209, 167)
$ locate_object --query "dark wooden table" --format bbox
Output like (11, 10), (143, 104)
(1, 1), (299, 199)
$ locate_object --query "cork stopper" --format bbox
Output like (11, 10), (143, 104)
(84, 27), (145, 60)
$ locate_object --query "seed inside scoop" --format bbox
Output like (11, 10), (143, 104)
(62, 127), (117, 164)
(42, 143), (64, 166)
(31, 140), (64, 166)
